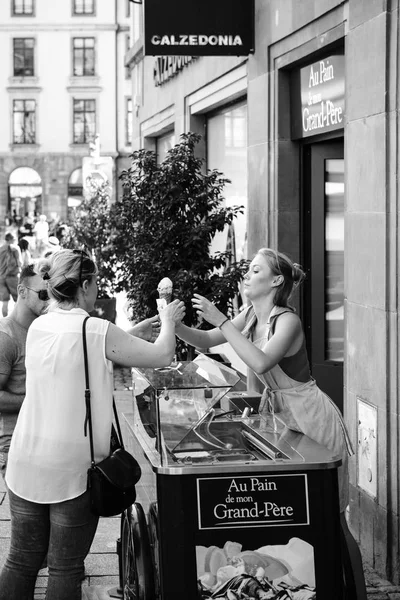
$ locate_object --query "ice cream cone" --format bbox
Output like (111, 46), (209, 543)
(156, 298), (167, 312)
(157, 277), (173, 313)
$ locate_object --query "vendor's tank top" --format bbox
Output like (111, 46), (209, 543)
(267, 311), (311, 383)
(245, 305), (353, 512)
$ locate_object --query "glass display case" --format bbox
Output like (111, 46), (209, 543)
(130, 354), (338, 472)
(122, 354), (346, 600)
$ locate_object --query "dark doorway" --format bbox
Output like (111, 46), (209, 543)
(303, 140), (344, 412)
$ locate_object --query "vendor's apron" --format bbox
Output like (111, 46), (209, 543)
(252, 306), (354, 512)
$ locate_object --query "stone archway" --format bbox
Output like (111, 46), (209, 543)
(8, 166), (42, 223)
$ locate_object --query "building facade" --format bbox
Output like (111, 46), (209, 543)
(127, 0), (400, 583)
(0, 0), (132, 223)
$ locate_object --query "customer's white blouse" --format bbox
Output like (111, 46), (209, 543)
(6, 307), (114, 503)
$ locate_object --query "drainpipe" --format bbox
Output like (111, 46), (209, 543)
(114, 0), (119, 203)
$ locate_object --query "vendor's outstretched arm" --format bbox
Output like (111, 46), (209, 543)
(192, 294), (302, 374)
(174, 322), (223, 348)
(213, 318), (299, 374)
(175, 308), (248, 350)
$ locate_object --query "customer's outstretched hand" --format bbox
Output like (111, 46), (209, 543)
(159, 299), (186, 324)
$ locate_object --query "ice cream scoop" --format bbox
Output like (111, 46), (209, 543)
(156, 277), (173, 312)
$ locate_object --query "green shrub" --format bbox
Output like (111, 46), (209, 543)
(65, 178), (121, 299)
(115, 132), (249, 358)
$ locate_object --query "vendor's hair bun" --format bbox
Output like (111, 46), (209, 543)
(292, 263), (306, 286)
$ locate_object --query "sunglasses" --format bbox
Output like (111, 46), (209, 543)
(25, 287), (49, 301)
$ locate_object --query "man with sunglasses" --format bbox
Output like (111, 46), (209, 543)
(0, 263), (49, 476)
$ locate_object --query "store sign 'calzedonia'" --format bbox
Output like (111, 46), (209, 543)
(144, 0), (255, 56)
(197, 474), (310, 530)
(292, 54), (345, 138)
(154, 55), (197, 87)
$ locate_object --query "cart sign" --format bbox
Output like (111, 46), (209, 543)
(144, 0), (255, 56)
(291, 54), (345, 139)
(197, 474), (310, 530)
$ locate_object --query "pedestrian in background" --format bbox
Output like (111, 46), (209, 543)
(33, 214), (49, 256)
(43, 235), (61, 259)
(0, 263), (49, 476)
(18, 238), (32, 267)
(0, 248), (185, 600)
(0, 232), (22, 317)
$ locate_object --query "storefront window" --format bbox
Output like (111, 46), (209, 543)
(156, 131), (175, 164)
(207, 100), (247, 263)
(126, 98), (133, 146)
(325, 159), (344, 362)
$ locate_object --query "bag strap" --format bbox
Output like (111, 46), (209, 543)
(112, 399), (125, 450)
(82, 317), (125, 467)
(82, 316), (95, 466)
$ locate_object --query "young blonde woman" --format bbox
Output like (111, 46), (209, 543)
(179, 247), (364, 597)
(0, 248), (185, 600)
(176, 247), (353, 513)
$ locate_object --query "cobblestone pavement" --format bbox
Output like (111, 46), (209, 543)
(364, 561), (400, 599)
(0, 365), (398, 598)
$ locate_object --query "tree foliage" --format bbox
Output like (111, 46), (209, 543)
(114, 132), (249, 356)
(65, 179), (121, 298)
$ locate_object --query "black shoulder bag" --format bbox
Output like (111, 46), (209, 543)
(82, 316), (141, 517)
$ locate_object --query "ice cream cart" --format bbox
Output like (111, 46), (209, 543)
(120, 354), (344, 600)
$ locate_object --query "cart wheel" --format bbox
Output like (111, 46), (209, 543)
(148, 503), (160, 598)
(121, 503), (155, 600)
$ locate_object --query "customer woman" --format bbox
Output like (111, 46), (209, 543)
(0, 249), (185, 600)
(175, 248), (353, 513)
